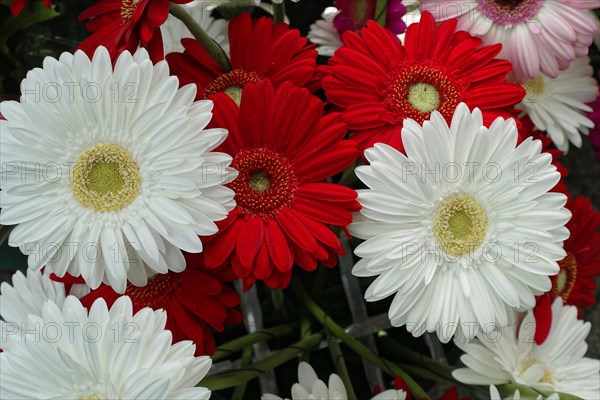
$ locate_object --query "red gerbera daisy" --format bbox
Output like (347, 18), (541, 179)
(1, 0), (51, 16)
(79, 0), (192, 62)
(202, 80), (360, 290)
(322, 11), (525, 154)
(167, 12), (318, 101)
(533, 196), (600, 344)
(79, 252), (243, 356)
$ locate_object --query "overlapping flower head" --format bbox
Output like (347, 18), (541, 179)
(420, 0), (599, 83)
(322, 11), (526, 155)
(1, 296), (213, 400)
(308, 0), (411, 57)
(518, 56), (599, 152)
(79, 252), (243, 355)
(0, 46), (236, 294)
(167, 12), (319, 101)
(79, 0), (196, 62)
(454, 299), (599, 399)
(0, 1), (599, 399)
(533, 196), (600, 343)
(203, 80), (360, 289)
(349, 104), (570, 341)
(161, 0), (230, 55)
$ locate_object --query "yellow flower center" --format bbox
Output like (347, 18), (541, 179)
(551, 254), (578, 301)
(72, 143), (141, 213)
(433, 194), (488, 257)
(519, 359), (554, 385)
(78, 395), (106, 400)
(249, 170), (271, 192)
(523, 74), (545, 97)
(408, 83), (440, 113)
(224, 86), (244, 106)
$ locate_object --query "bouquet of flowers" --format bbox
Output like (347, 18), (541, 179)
(1, 0), (599, 399)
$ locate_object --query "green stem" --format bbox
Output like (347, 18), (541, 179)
(211, 324), (297, 362)
(396, 363), (455, 385)
(328, 339), (357, 400)
(272, 2), (284, 24)
(200, 333), (323, 390)
(379, 336), (456, 382)
(169, 3), (231, 72)
(375, 0), (389, 27)
(231, 346), (253, 399)
(291, 280), (431, 400)
(338, 162), (359, 187)
(299, 312), (312, 362)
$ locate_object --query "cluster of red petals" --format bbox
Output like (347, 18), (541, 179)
(167, 12), (319, 100)
(78, 0), (192, 62)
(1, 0), (51, 16)
(533, 196), (600, 344)
(202, 80), (360, 290)
(322, 11), (525, 155)
(77, 252), (242, 356)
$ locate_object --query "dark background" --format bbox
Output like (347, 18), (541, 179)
(0, 1), (598, 398)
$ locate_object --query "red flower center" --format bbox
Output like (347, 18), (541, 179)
(382, 61), (464, 125)
(120, 0), (141, 22)
(229, 148), (298, 218)
(204, 69), (262, 104)
(126, 272), (179, 310)
(551, 254), (578, 302)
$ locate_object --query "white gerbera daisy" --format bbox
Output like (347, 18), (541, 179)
(161, 0), (230, 55)
(0, 268), (90, 350)
(371, 389), (408, 400)
(307, 7), (344, 57)
(519, 56), (599, 152)
(0, 269), (66, 332)
(0, 46), (237, 294)
(0, 295), (212, 399)
(490, 385), (559, 400)
(261, 362), (347, 400)
(349, 103), (570, 342)
(454, 299), (600, 399)
(419, 0), (599, 82)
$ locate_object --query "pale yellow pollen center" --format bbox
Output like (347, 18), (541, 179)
(78, 395), (106, 400)
(555, 268), (568, 293)
(249, 170), (270, 192)
(523, 74), (545, 97)
(433, 194), (488, 257)
(72, 143), (141, 213)
(224, 86), (244, 106)
(519, 359), (554, 385)
(408, 83), (440, 113)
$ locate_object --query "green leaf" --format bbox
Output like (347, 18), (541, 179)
(271, 287), (285, 311)
(375, 0), (389, 28)
(0, 2), (59, 53)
